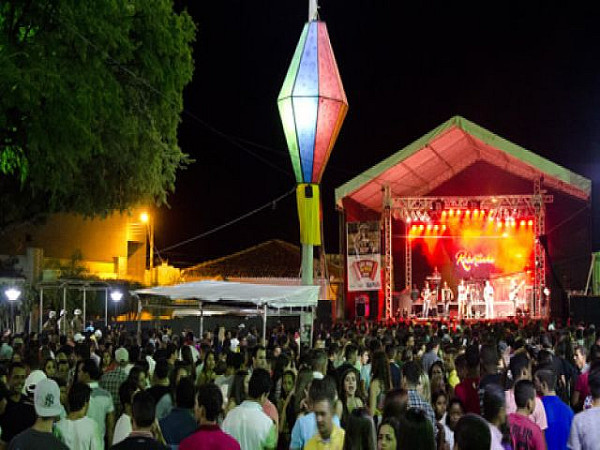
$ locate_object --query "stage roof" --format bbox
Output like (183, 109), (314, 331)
(335, 116), (591, 211)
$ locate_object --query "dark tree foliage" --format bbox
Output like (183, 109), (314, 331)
(0, 0), (196, 230)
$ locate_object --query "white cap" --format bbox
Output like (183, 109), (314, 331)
(115, 347), (129, 363)
(34, 378), (62, 417)
(48, 311), (56, 319)
(23, 370), (47, 395)
(73, 333), (85, 343)
(94, 329), (102, 339)
(74, 309), (82, 315)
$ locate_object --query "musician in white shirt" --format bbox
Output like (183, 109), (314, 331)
(422, 281), (432, 318)
(457, 280), (467, 318)
(441, 281), (454, 316)
(483, 280), (494, 319)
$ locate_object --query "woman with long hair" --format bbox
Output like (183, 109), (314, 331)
(196, 350), (216, 386)
(482, 384), (512, 450)
(42, 357), (57, 378)
(293, 368), (314, 417)
(277, 370), (297, 450)
(127, 365), (147, 391)
(376, 416), (401, 450)
(369, 350), (392, 424)
(100, 348), (115, 374)
(344, 407), (376, 450)
(444, 397), (465, 448)
(397, 408), (435, 450)
(226, 369), (249, 413)
(339, 367), (366, 428)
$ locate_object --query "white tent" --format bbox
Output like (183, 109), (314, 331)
(134, 280), (319, 341)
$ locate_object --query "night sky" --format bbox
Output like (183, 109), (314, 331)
(160, 1), (600, 267)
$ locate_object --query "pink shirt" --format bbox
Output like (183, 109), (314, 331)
(263, 399), (279, 428)
(505, 389), (548, 430)
(508, 413), (546, 450)
(179, 425), (240, 450)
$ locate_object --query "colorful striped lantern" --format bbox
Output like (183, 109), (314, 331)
(277, 20), (348, 185)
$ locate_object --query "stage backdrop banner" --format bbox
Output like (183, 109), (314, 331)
(347, 221), (382, 292)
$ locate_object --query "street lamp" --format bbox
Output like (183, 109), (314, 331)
(277, 0), (348, 285)
(5, 287), (21, 332)
(140, 211), (154, 281)
(110, 290), (123, 324)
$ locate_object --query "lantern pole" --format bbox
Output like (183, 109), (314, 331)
(302, 244), (314, 285)
(309, 0), (318, 21)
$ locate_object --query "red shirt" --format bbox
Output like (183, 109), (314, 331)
(455, 377), (481, 414)
(179, 425), (240, 450)
(508, 413), (546, 450)
(575, 371), (590, 399)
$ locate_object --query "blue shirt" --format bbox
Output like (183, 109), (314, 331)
(159, 408), (197, 445)
(542, 395), (573, 450)
(290, 412), (340, 449)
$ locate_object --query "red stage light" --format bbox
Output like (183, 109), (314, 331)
(474, 209), (479, 216)
(419, 225), (424, 231)
(456, 210), (461, 216)
(511, 221), (516, 228)
(426, 224), (432, 231)
(411, 225), (417, 230)
(488, 216), (494, 222)
(520, 220), (526, 227)
(406, 217), (412, 223)
(441, 211), (447, 217)
(449, 209), (454, 216)
(434, 225), (439, 231)
(528, 220), (533, 226)
(442, 225), (447, 231)
(465, 210), (471, 216)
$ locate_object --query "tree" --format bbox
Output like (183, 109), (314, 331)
(0, 0), (196, 230)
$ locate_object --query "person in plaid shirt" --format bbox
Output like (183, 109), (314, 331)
(100, 348), (130, 413)
(401, 361), (438, 442)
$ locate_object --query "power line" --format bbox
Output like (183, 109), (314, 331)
(159, 187), (296, 253)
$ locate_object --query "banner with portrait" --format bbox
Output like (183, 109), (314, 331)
(347, 221), (382, 292)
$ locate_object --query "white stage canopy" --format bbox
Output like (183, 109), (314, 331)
(134, 280), (319, 308)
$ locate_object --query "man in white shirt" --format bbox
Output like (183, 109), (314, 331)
(112, 380), (138, 445)
(222, 368), (277, 450)
(79, 359), (115, 444)
(55, 382), (102, 450)
(484, 280), (494, 319)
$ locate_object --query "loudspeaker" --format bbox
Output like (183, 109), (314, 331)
(316, 300), (332, 326)
(570, 296), (600, 326)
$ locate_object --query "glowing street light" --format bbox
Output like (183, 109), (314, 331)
(110, 290), (123, 302)
(5, 288), (21, 302)
(139, 211), (155, 279)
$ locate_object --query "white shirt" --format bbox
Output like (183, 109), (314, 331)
(86, 381), (115, 441)
(484, 285), (494, 301)
(222, 400), (275, 450)
(56, 416), (103, 450)
(113, 413), (132, 445)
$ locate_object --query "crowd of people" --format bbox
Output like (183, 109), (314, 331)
(0, 317), (598, 449)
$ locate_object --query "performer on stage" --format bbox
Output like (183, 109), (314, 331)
(422, 281), (432, 318)
(441, 281), (454, 316)
(509, 278), (524, 314)
(457, 279), (467, 318)
(484, 280), (494, 319)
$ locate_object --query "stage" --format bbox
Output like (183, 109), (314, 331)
(335, 117), (592, 322)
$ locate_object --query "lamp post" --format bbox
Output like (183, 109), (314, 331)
(140, 212), (154, 282)
(277, 0), (348, 285)
(5, 287), (21, 332)
(110, 290), (123, 325)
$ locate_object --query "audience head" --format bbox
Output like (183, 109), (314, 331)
(119, 379), (138, 414)
(514, 379), (536, 414)
(176, 376), (195, 409)
(454, 413), (491, 450)
(131, 390), (156, 430)
(248, 368), (272, 403)
(397, 408), (435, 450)
(68, 382), (91, 413)
(377, 416), (401, 450)
(196, 383), (223, 423)
(446, 397), (465, 431)
(482, 383), (506, 426)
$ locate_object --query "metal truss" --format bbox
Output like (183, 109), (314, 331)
(533, 179), (547, 317)
(383, 186), (393, 320)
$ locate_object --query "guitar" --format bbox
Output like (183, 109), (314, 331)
(508, 281), (525, 303)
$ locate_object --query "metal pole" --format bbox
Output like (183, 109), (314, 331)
(104, 289), (108, 327)
(262, 304), (268, 344)
(62, 287), (67, 335)
(137, 297), (141, 336)
(199, 302), (204, 338)
(308, 0), (318, 20)
(39, 288), (44, 333)
(301, 244), (314, 285)
(83, 288), (87, 327)
(310, 306), (315, 348)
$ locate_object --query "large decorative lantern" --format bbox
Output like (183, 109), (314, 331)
(277, 8), (348, 284)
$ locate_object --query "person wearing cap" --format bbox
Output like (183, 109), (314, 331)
(71, 309), (84, 334)
(7, 378), (68, 450)
(43, 312), (59, 335)
(0, 362), (36, 443)
(100, 348), (130, 414)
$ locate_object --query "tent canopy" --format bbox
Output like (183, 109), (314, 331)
(135, 280), (319, 309)
(335, 116), (591, 211)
